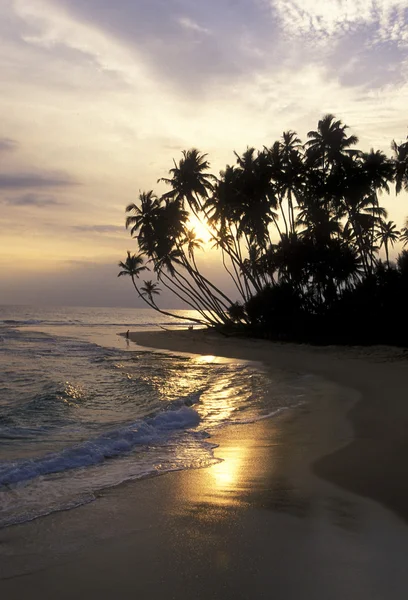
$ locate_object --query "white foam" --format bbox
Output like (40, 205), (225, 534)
(0, 406), (200, 487)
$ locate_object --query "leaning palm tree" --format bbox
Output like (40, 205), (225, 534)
(118, 252), (205, 325)
(120, 116), (408, 345)
(140, 280), (161, 304)
(118, 251), (148, 286)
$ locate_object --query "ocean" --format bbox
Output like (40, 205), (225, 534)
(0, 305), (305, 528)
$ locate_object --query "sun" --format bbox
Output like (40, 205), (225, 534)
(187, 214), (213, 245)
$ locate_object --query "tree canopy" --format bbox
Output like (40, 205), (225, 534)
(120, 115), (408, 346)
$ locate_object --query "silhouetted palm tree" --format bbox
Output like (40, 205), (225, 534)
(306, 114), (358, 171)
(392, 138), (408, 195)
(140, 280), (161, 304)
(118, 251), (148, 283)
(401, 218), (408, 247)
(121, 115), (408, 345)
(376, 221), (400, 267)
(159, 149), (215, 216)
(125, 191), (161, 256)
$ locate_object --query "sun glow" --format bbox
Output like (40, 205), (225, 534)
(187, 214), (213, 246)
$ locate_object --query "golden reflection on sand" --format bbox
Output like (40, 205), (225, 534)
(210, 446), (247, 491)
(180, 421), (276, 512)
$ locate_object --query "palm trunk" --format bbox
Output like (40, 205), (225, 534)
(130, 276), (206, 325)
(158, 273), (221, 326)
(385, 241), (389, 268)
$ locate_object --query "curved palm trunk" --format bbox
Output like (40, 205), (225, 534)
(189, 253), (233, 314)
(158, 273), (221, 325)
(176, 245), (233, 312)
(170, 263), (231, 325)
(221, 247), (247, 301)
(214, 224), (250, 302)
(130, 275), (207, 326)
(169, 267), (226, 324)
(154, 255), (230, 324)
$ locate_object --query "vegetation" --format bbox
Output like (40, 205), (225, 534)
(119, 115), (408, 346)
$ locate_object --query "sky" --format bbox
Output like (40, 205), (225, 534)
(1, 0), (408, 307)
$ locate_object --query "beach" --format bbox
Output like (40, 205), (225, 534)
(1, 329), (408, 599)
(130, 330), (408, 521)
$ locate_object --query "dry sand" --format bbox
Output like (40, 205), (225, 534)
(1, 330), (408, 599)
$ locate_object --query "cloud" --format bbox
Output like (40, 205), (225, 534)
(0, 137), (18, 152)
(2, 192), (61, 207)
(0, 171), (77, 190)
(2, 192), (64, 207)
(1, 0), (408, 308)
(270, 0), (408, 45)
(72, 225), (125, 235)
(177, 17), (210, 35)
(19, 0), (271, 93)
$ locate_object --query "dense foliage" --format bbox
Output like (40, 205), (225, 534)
(119, 115), (408, 346)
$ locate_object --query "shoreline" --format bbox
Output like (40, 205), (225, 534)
(129, 329), (408, 522)
(2, 329), (408, 598)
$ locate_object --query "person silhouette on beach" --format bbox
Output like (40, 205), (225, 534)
(126, 330), (130, 338)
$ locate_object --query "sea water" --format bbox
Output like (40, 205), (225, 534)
(0, 305), (305, 528)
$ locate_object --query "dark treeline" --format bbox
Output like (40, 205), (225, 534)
(119, 115), (408, 346)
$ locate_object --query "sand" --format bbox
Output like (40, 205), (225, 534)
(1, 330), (408, 599)
(130, 329), (408, 521)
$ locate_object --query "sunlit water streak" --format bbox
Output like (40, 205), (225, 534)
(0, 306), (306, 527)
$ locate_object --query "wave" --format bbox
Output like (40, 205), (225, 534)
(2, 319), (44, 326)
(0, 319), (195, 328)
(0, 406), (200, 487)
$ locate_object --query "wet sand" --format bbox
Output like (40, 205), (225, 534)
(131, 330), (408, 521)
(1, 330), (408, 599)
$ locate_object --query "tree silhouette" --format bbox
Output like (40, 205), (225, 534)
(119, 115), (408, 346)
(376, 221), (400, 267)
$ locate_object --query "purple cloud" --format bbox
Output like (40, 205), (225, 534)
(3, 192), (62, 207)
(0, 137), (18, 152)
(0, 171), (78, 190)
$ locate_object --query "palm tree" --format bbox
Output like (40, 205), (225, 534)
(120, 115), (408, 344)
(182, 228), (204, 260)
(296, 198), (340, 244)
(276, 131), (304, 233)
(363, 149), (394, 194)
(204, 154), (274, 300)
(231, 148), (277, 249)
(400, 218), (408, 247)
(158, 149), (215, 216)
(125, 191), (161, 256)
(266, 140), (290, 236)
(118, 252), (206, 325)
(140, 280), (161, 304)
(391, 138), (408, 195)
(306, 114), (358, 171)
(376, 221), (400, 267)
(118, 251), (148, 285)
(359, 149), (394, 268)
